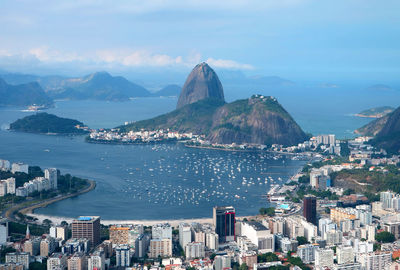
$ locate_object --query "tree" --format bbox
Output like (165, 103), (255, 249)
(257, 252), (279, 263)
(239, 263), (248, 270)
(43, 219), (52, 227)
(376, 231), (395, 243)
(61, 221), (68, 226)
(296, 236), (309, 246)
(259, 207), (275, 217)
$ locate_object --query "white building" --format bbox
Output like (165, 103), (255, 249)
(337, 246), (355, 264)
(185, 242), (205, 260)
(214, 255), (231, 270)
(47, 253), (67, 270)
(0, 159), (11, 171)
(315, 248), (334, 269)
(152, 223), (172, 240)
(45, 168), (58, 190)
(241, 221), (274, 253)
(0, 219), (8, 245)
(357, 252), (392, 270)
(88, 251), (105, 270)
(297, 244), (319, 264)
(115, 244), (130, 267)
(11, 163), (28, 174)
(205, 231), (218, 251)
(179, 223), (191, 249)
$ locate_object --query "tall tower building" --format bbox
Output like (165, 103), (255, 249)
(213, 206), (235, 243)
(303, 196), (317, 225)
(44, 168), (58, 190)
(72, 216), (101, 247)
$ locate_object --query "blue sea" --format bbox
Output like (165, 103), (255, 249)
(0, 85), (398, 219)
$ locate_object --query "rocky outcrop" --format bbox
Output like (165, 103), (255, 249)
(355, 115), (390, 136)
(207, 95), (308, 146)
(176, 63), (224, 109)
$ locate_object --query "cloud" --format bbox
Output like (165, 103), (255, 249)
(0, 47), (253, 71)
(206, 58), (254, 70)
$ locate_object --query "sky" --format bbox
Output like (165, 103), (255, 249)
(0, 0), (399, 82)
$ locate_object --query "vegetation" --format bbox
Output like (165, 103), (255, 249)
(257, 252), (279, 263)
(119, 98), (225, 134)
(9, 222), (47, 236)
(296, 236), (309, 246)
(259, 207), (276, 217)
(10, 112), (89, 134)
(331, 165), (400, 193)
(376, 231), (395, 243)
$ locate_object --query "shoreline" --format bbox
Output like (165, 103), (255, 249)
(5, 180), (96, 221)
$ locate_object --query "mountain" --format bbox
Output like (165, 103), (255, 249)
(119, 63), (307, 146)
(9, 112), (89, 134)
(370, 106), (400, 153)
(355, 115), (389, 136)
(176, 63), (225, 109)
(0, 78), (53, 107)
(207, 95), (308, 146)
(47, 72), (151, 101)
(120, 98), (225, 135)
(355, 106), (395, 118)
(153, 84), (181, 97)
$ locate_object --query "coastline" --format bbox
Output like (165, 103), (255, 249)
(5, 180), (96, 221)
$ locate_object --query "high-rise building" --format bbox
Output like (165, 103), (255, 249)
(40, 237), (56, 257)
(71, 216), (100, 247)
(303, 196), (317, 225)
(152, 223), (172, 240)
(213, 206), (235, 243)
(337, 245), (355, 265)
(315, 248), (334, 269)
(67, 253), (87, 270)
(134, 234), (150, 258)
(214, 255), (231, 270)
(297, 244), (319, 264)
(115, 245), (130, 267)
(47, 253), (67, 270)
(44, 168), (58, 190)
(5, 253), (30, 270)
(87, 250), (105, 270)
(179, 223), (191, 249)
(357, 252), (392, 270)
(185, 242), (205, 260)
(0, 219), (7, 245)
(205, 231), (218, 251)
(149, 238), (172, 258)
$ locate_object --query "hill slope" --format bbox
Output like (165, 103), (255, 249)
(208, 95), (308, 146)
(0, 78), (53, 107)
(10, 113), (89, 134)
(370, 106), (400, 153)
(120, 98), (225, 135)
(153, 84), (181, 97)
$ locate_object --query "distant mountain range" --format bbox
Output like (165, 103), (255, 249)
(120, 63), (308, 146)
(0, 71), (181, 102)
(0, 78), (53, 107)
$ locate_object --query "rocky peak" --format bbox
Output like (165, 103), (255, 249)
(177, 62), (225, 109)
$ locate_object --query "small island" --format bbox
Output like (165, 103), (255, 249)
(355, 106), (394, 118)
(9, 112), (90, 135)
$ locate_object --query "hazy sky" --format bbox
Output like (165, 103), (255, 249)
(0, 0), (399, 81)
